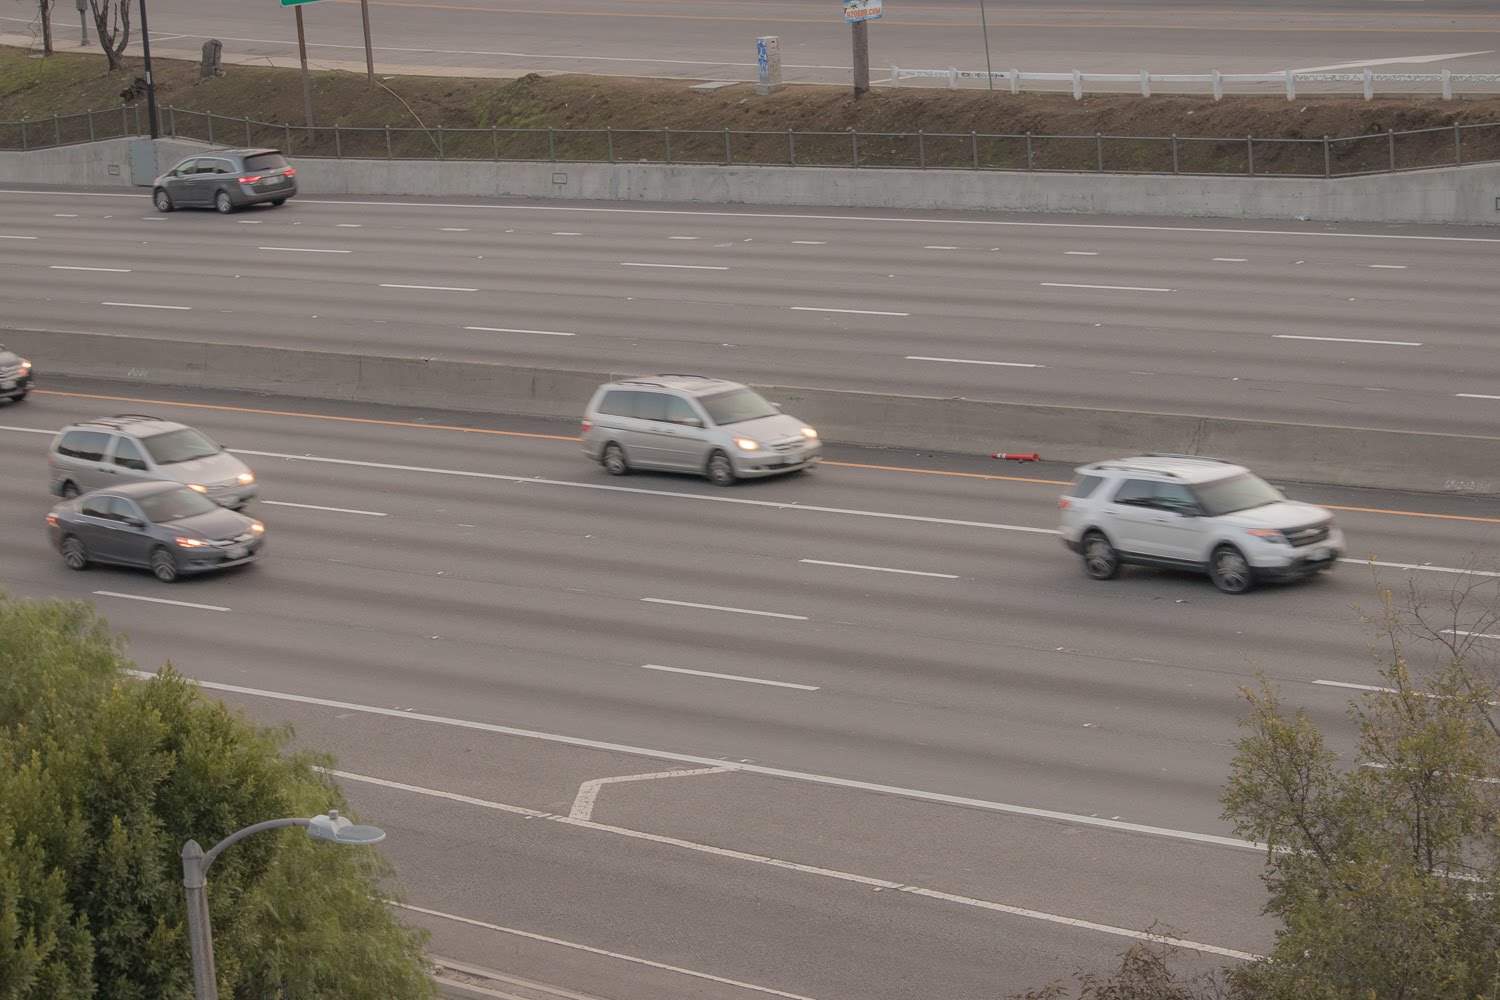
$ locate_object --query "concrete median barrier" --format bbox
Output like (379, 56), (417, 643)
(6, 327), (1497, 494)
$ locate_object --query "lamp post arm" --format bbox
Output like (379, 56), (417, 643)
(201, 817), (310, 872)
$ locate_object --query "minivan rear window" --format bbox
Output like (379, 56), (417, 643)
(58, 430), (110, 462)
(243, 153), (290, 172)
(596, 390), (641, 418)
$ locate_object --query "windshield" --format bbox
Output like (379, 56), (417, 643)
(138, 487), (220, 523)
(1195, 472), (1284, 517)
(141, 428), (221, 465)
(699, 388), (778, 427)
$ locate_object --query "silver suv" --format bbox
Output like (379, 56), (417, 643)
(48, 414), (257, 510)
(581, 375), (821, 486)
(1057, 454), (1344, 594)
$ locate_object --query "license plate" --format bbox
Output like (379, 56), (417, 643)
(226, 546), (247, 560)
(0, 380), (13, 390)
(268, 176), (285, 184)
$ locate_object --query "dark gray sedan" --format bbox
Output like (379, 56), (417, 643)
(47, 481), (266, 583)
(0, 343), (32, 403)
(151, 148), (297, 214)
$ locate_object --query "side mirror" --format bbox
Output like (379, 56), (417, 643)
(682, 417), (704, 428)
(122, 516), (145, 528)
(771, 402), (783, 411)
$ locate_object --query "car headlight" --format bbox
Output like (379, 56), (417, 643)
(237, 472), (255, 485)
(250, 521), (265, 535)
(19, 360), (31, 372)
(800, 426), (818, 440)
(1245, 528), (1289, 545)
(186, 483), (208, 493)
(733, 437), (762, 452)
(174, 537), (207, 548)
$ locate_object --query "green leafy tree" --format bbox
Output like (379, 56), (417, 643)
(0, 593), (436, 999)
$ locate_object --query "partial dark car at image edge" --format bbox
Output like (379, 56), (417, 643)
(0, 343), (33, 403)
(152, 147), (298, 214)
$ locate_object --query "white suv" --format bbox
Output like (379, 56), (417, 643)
(1057, 454), (1344, 594)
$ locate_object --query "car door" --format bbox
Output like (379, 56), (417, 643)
(200, 157), (234, 205)
(661, 394), (713, 470)
(74, 495), (127, 562)
(60, 430), (117, 492)
(1140, 482), (1205, 563)
(632, 391), (696, 470)
(1102, 478), (1171, 558)
(163, 158), (201, 206)
(106, 435), (153, 488)
(107, 496), (157, 568)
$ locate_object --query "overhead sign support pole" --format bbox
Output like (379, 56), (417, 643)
(844, 0), (882, 98)
(359, 0), (376, 85)
(295, 5), (314, 127)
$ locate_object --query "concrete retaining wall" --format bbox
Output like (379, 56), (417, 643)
(7, 327), (1497, 494)
(4, 138), (1499, 225)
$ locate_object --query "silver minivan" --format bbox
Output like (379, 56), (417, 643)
(48, 414), (257, 509)
(581, 376), (821, 486)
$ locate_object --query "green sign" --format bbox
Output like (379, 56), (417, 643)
(280, 0), (323, 6)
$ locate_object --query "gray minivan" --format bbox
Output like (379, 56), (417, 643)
(580, 375), (821, 486)
(48, 414), (257, 509)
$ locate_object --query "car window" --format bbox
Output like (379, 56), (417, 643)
(664, 396), (700, 425)
(107, 496), (143, 522)
(80, 497), (116, 520)
(596, 390), (640, 418)
(111, 437), (149, 471)
(634, 392), (670, 422)
(244, 153), (290, 172)
(137, 487), (219, 523)
(698, 388), (778, 426)
(1111, 479), (1155, 507)
(173, 158), (199, 176)
(1195, 472), (1284, 517)
(1069, 474), (1105, 498)
(209, 159), (234, 174)
(1152, 482), (1199, 514)
(140, 428), (221, 465)
(58, 430), (111, 462)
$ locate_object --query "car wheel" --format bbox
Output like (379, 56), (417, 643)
(150, 547), (181, 583)
(1209, 545), (1255, 594)
(60, 480), (80, 500)
(602, 443), (630, 476)
(153, 187), (174, 212)
(214, 191), (234, 214)
(1081, 531), (1120, 580)
(706, 450), (736, 487)
(11, 389), (26, 402)
(270, 198), (287, 207)
(61, 536), (89, 571)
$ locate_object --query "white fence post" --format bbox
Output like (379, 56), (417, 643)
(1442, 68), (1452, 101)
(1010, 69), (1020, 95)
(1212, 70), (1223, 101)
(1363, 68), (1374, 100)
(1285, 69), (1295, 101)
(947, 67), (958, 89)
(891, 65), (901, 88)
(1072, 69), (1083, 100)
(1140, 70), (1150, 97)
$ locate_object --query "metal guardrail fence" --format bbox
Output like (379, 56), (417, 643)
(4, 106), (1500, 178)
(891, 66), (1500, 100)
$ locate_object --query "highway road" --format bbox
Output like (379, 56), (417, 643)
(8, 0), (1500, 86)
(3, 187), (1500, 437)
(3, 379), (1499, 997)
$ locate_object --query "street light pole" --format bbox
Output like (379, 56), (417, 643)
(978, 0), (995, 92)
(137, 0), (159, 137)
(181, 811), (387, 1000)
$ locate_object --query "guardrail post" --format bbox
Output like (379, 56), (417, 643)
(53, 113), (61, 147)
(1212, 70), (1222, 101)
(167, 105), (175, 136)
(788, 128), (795, 165)
(385, 124), (392, 159)
(549, 127), (557, 161)
(19, 118), (26, 151)
(1139, 70), (1149, 97)
(437, 125), (445, 159)
(724, 127), (732, 165)
(1095, 132), (1104, 171)
(1025, 131), (1033, 171)
(244, 115), (251, 146)
(918, 130), (925, 169)
(1171, 133), (1179, 174)
(1246, 135), (1254, 176)
(491, 124), (498, 160)
(1285, 69), (1295, 101)
(334, 123), (342, 158)
(663, 127), (671, 164)
(1363, 68), (1374, 100)
(852, 129), (860, 167)
(1009, 68), (1020, 96)
(1455, 122), (1462, 165)
(207, 113), (214, 144)
(1387, 128), (1395, 172)
(1442, 68), (1453, 101)
(87, 108), (94, 142)
(1072, 69), (1082, 100)
(1323, 134), (1331, 177)
(285, 122), (292, 154)
(606, 126), (613, 163)
(971, 130), (979, 169)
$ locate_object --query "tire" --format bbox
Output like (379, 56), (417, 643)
(602, 442), (629, 476)
(61, 536), (89, 571)
(153, 188), (173, 212)
(270, 198), (287, 207)
(706, 450), (736, 487)
(150, 547), (181, 583)
(10, 389), (25, 402)
(214, 190), (234, 214)
(1081, 531), (1120, 581)
(1209, 545), (1255, 594)
(60, 480), (81, 500)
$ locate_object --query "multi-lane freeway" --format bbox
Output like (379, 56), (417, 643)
(7, 0), (1500, 86)
(3, 378), (1499, 997)
(3, 188), (1500, 437)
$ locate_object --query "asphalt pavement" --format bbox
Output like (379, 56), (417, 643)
(3, 187), (1499, 437)
(3, 378), (1499, 998)
(7, 0), (1499, 86)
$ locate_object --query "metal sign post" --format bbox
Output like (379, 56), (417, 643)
(844, 0), (882, 98)
(281, 0), (323, 127)
(359, 0), (376, 84)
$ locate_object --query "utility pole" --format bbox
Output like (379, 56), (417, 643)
(295, 4), (314, 127)
(138, 0), (159, 138)
(978, 0), (994, 91)
(359, 0), (375, 84)
(851, 19), (870, 97)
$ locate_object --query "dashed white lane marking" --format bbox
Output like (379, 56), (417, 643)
(641, 597), (808, 621)
(1274, 334), (1422, 346)
(906, 356), (1043, 368)
(1212, 257), (1248, 262)
(800, 558), (958, 579)
(552, 231), (582, 236)
(569, 766), (731, 821)
(258, 245), (352, 254)
(102, 300), (191, 310)
(235, 220), (262, 224)
(1369, 264), (1408, 269)
(1063, 250), (1098, 255)
(791, 306), (910, 317)
(1040, 282), (1173, 292)
(1313, 679), (1387, 693)
(439, 227), (469, 232)
(668, 235), (700, 240)
(641, 664), (820, 691)
(140, 216), (168, 220)
(335, 771), (1258, 962)
(0, 234), (38, 239)
(619, 262), (729, 270)
(923, 245), (959, 250)
(464, 325), (576, 337)
(52, 214), (78, 217)
(1343, 558), (1500, 578)
(51, 265), (132, 273)
(1457, 393), (1500, 400)
(378, 283), (478, 291)
(94, 591), (229, 612)
(135, 673), (1257, 850)
(262, 499), (387, 516)
(336, 223), (362, 228)
(792, 240), (827, 245)
(1442, 628), (1500, 639)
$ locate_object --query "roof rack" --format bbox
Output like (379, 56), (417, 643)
(650, 373), (714, 380)
(1141, 452), (1232, 464)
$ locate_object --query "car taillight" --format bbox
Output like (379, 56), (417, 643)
(45, 514), (58, 527)
(1058, 497), (1072, 509)
(284, 167), (296, 176)
(580, 419), (592, 433)
(240, 174), (263, 184)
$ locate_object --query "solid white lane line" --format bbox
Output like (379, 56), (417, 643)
(261, 500), (387, 516)
(1456, 393), (1500, 400)
(1313, 679), (1387, 693)
(336, 772), (1257, 962)
(641, 664), (820, 691)
(906, 356), (1043, 368)
(1274, 334), (1423, 346)
(138, 673), (1256, 850)
(378, 283), (478, 291)
(570, 767), (732, 821)
(1369, 264), (1408, 269)
(1063, 250), (1098, 255)
(792, 240), (827, 245)
(1338, 558), (1500, 578)
(792, 306), (910, 317)
(50, 265), (132, 273)
(620, 262), (729, 270)
(1441, 628), (1500, 639)
(1212, 257), (1248, 262)
(94, 591), (230, 612)
(799, 558), (958, 579)
(258, 246), (352, 254)
(641, 597), (808, 620)
(101, 301), (191, 310)
(464, 325), (576, 337)
(1040, 282), (1173, 292)
(1291, 51), (1488, 72)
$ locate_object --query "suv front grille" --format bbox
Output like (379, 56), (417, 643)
(0, 364), (21, 379)
(1282, 522), (1331, 547)
(771, 440), (804, 454)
